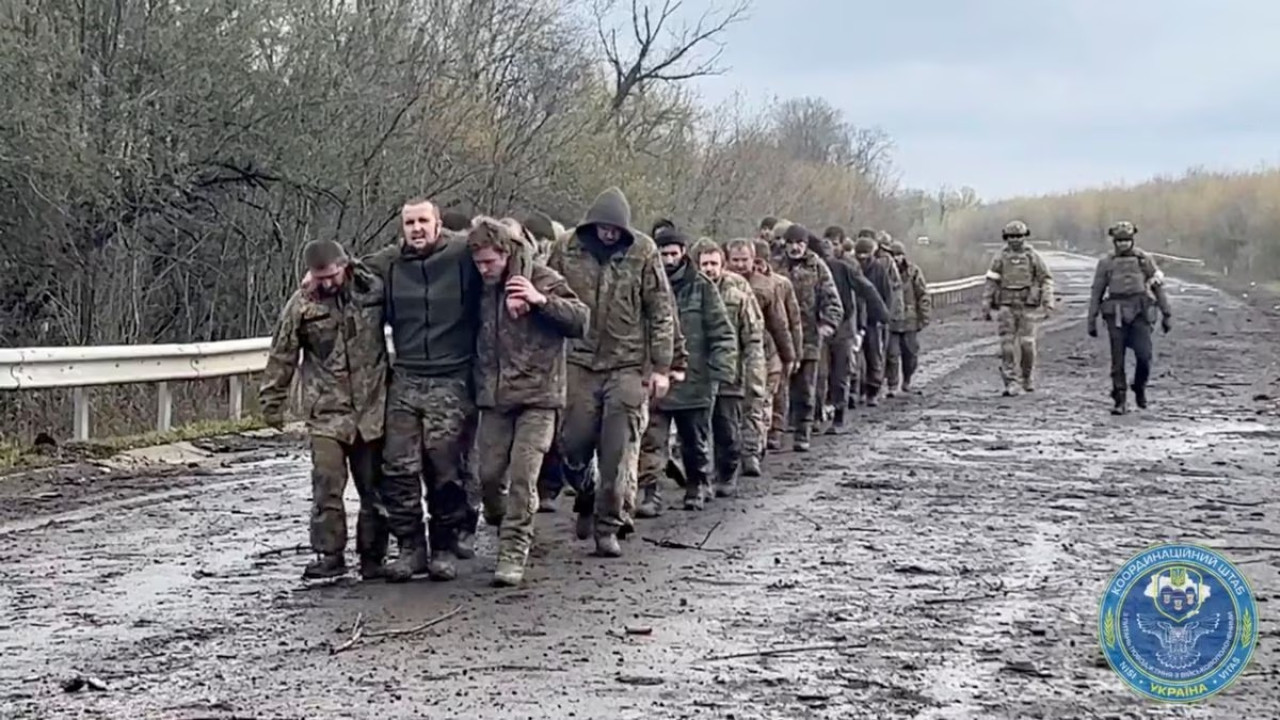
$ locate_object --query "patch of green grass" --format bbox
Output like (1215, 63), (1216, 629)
(0, 417), (268, 474)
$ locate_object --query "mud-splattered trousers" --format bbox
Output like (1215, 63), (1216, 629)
(381, 371), (474, 555)
(816, 330), (855, 416)
(1106, 314), (1153, 399)
(310, 435), (389, 563)
(885, 331), (920, 390)
(997, 306), (1037, 383)
(859, 325), (886, 399)
(638, 407), (713, 505)
(560, 365), (647, 536)
(788, 358), (821, 439)
(770, 372), (790, 439)
(751, 371), (783, 452)
(712, 396), (744, 482)
(477, 408), (557, 567)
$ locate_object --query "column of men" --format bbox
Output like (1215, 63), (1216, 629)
(259, 188), (933, 587)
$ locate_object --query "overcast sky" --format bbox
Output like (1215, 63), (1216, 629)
(691, 0), (1280, 200)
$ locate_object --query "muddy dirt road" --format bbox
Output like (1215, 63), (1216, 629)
(3, 252), (1278, 719)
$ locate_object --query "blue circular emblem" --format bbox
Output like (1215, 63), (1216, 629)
(1098, 543), (1259, 703)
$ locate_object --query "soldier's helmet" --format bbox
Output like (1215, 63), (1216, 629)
(1108, 221), (1137, 240)
(889, 240), (907, 255)
(1001, 220), (1030, 239)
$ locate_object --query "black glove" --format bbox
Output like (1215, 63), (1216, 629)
(1161, 315), (1172, 334)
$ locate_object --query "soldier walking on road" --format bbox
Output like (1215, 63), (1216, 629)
(260, 240), (390, 581)
(815, 228), (887, 431)
(363, 198), (496, 583)
(1087, 221), (1172, 415)
(636, 231), (735, 516)
(726, 239), (795, 476)
(779, 224), (843, 451)
(752, 238), (804, 454)
(548, 187), (678, 556)
(885, 241), (932, 396)
(982, 220), (1055, 396)
(695, 239), (765, 498)
(468, 218), (589, 586)
(851, 233), (894, 407)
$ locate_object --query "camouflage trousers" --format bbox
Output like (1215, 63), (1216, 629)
(560, 365), (647, 537)
(747, 371), (782, 457)
(885, 330), (920, 390)
(712, 396), (744, 484)
(476, 407), (557, 567)
(381, 371), (474, 555)
(859, 325), (886, 399)
(815, 332), (855, 418)
(638, 406), (712, 507)
(309, 434), (389, 561)
(997, 306), (1037, 383)
(787, 358), (820, 439)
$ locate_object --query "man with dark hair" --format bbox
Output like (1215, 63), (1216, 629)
(261, 240), (390, 581)
(753, 238), (803, 451)
(468, 217), (589, 585)
(652, 218), (677, 239)
(813, 227), (887, 431)
(778, 224), (842, 450)
(758, 216), (779, 239)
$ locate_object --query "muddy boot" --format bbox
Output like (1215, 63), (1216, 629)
(1002, 381), (1018, 397)
(766, 432), (782, 451)
(303, 552), (346, 580)
(492, 558), (525, 587)
(741, 455), (762, 477)
(573, 490), (594, 540)
(384, 538), (429, 583)
(635, 485), (662, 518)
(427, 550), (458, 581)
(714, 470), (738, 498)
(594, 532), (622, 558)
(1133, 384), (1148, 409)
(536, 496), (556, 513)
(864, 392), (879, 407)
(1022, 375), (1035, 393)
(824, 409), (845, 435)
(1110, 389), (1127, 415)
(901, 381), (916, 395)
(793, 423), (812, 452)
(358, 554), (387, 581)
(683, 485), (706, 510)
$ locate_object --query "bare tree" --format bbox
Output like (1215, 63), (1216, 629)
(593, 0), (750, 113)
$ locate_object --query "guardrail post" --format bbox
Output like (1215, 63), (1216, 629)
(228, 375), (243, 420)
(157, 381), (173, 433)
(72, 387), (90, 441)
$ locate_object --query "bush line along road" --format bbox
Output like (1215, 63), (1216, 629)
(1, 251), (1277, 719)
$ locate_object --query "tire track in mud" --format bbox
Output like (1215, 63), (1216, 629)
(3, 254), (1278, 719)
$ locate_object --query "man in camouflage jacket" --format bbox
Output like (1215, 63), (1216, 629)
(885, 241), (932, 395)
(726, 238), (795, 476)
(260, 240), (390, 581)
(548, 187), (678, 557)
(468, 218), (589, 586)
(752, 238), (804, 451)
(778, 224), (843, 450)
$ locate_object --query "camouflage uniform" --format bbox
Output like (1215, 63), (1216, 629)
(259, 263), (390, 579)
(754, 239), (804, 449)
(780, 237), (843, 450)
(548, 187), (677, 556)
(743, 262), (796, 469)
(700, 249), (765, 497)
(637, 256), (735, 515)
(474, 250), (589, 584)
(983, 221), (1055, 395)
(885, 242), (932, 393)
(364, 235), (482, 582)
(1087, 221), (1172, 414)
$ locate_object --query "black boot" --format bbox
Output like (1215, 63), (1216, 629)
(303, 552), (346, 579)
(1133, 384), (1148, 409)
(1110, 388), (1127, 415)
(384, 536), (429, 583)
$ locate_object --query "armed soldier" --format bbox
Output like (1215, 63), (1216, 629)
(468, 218), (589, 585)
(260, 240), (390, 581)
(725, 238), (795, 476)
(636, 230), (735, 515)
(1087, 221), (1172, 415)
(885, 241), (932, 396)
(982, 220), (1055, 396)
(548, 187), (677, 557)
(778, 224), (843, 451)
(694, 239), (764, 497)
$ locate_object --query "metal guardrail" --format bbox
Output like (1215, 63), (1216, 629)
(0, 272), (1005, 440)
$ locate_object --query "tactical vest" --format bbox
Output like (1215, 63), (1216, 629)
(1107, 254), (1147, 297)
(1001, 251), (1034, 290)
